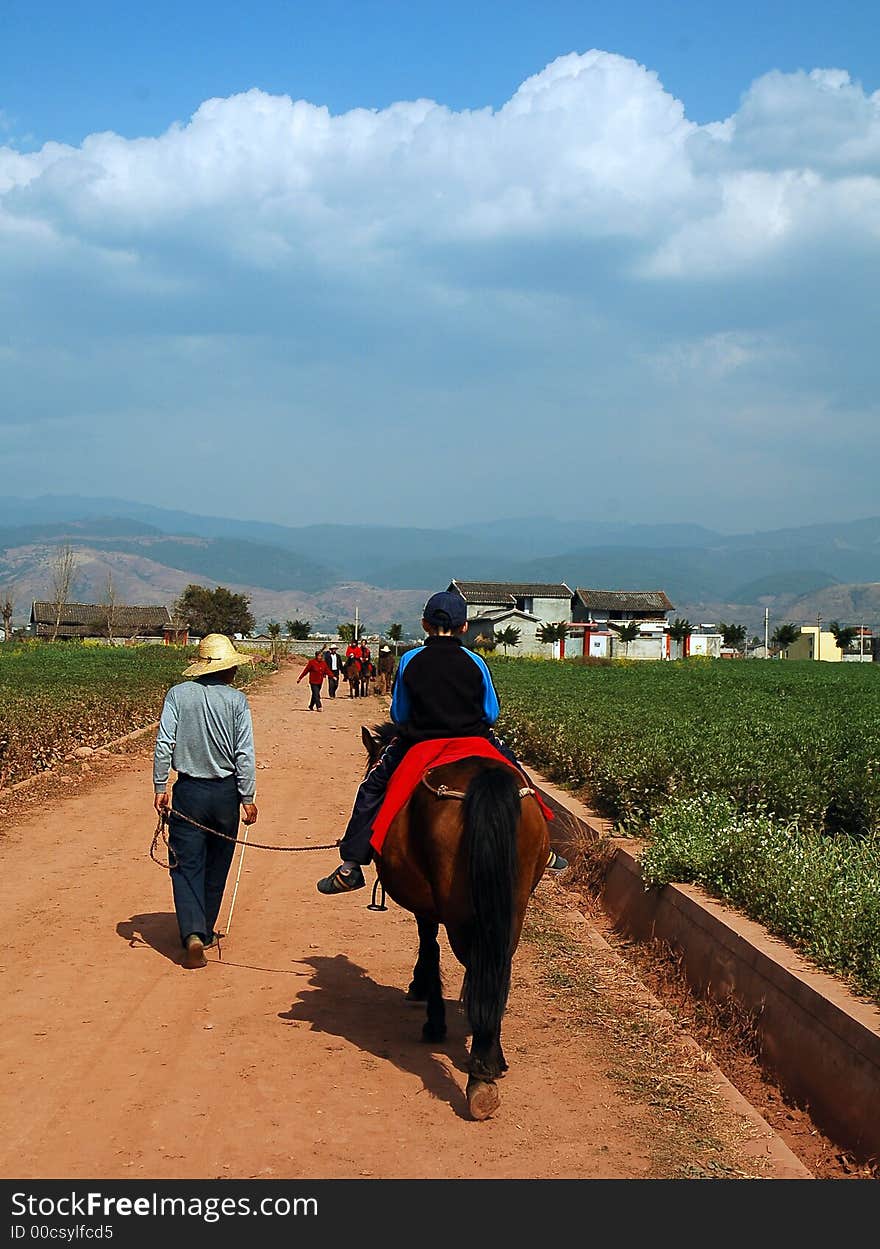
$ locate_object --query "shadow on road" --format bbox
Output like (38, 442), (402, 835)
(280, 953), (473, 1119)
(116, 911), (182, 964)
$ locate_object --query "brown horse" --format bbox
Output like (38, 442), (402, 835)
(362, 723), (550, 1120)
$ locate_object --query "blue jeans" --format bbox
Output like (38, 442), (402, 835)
(337, 732), (520, 865)
(168, 774), (240, 945)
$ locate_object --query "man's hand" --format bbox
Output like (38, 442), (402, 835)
(154, 792), (170, 815)
(241, 803), (258, 825)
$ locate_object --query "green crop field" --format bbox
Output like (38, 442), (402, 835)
(0, 641), (264, 789)
(489, 655), (880, 1000)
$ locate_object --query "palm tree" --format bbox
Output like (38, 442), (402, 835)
(386, 622), (403, 656)
(667, 616), (693, 659)
(266, 620), (287, 665)
(828, 620), (859, 654)
(610, 620), (639, 657)
(770, 623), (799, 656)
(495, 625), (522, 655)
(285, 618), (311, 640)
(718, 622), (748, 653)
(537, 620), (568, 658)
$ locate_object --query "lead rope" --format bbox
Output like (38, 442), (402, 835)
(150, 808), (341, 864)
(149, 812), (377, 950)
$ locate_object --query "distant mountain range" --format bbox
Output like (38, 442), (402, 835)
(2, 494), (880, 638)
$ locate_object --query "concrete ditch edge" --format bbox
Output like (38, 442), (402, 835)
(532, 766), (880, 1165)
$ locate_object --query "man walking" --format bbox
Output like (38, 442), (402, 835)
(153, 634), (259, 969)
(322, 643), (343, 698)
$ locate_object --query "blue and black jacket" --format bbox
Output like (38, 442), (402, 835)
(390, 635), (499, 742)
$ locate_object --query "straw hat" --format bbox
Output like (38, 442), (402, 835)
(183, 633), (255, 678)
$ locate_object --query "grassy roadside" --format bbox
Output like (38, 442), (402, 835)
(523, 884), (764, 1179)
(0, 641), (274, 789)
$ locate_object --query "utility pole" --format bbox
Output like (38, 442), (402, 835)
(764, 607), (769, 658)
(816, 613), (821, 662)
(354, 605), (359, 643)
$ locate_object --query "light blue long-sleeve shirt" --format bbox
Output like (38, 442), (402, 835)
(153, 675), (256, 802)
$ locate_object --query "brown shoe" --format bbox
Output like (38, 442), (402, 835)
(183, 934), (207, 969)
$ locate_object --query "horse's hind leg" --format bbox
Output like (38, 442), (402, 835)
(408, 917), (446, 1042)
(465, 1028), (505, 1120)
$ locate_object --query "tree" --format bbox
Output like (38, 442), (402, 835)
(610, 620), (639, 657)
(176, 584), (255, 637)
(266, 620), (288, 664)
(828, 620), (859, 653)
(49, 543), (78, 641)
(386, 622), (403, 655)
(537, 620), (568, 657)
(770, 623), (799, 655)
(103, 571), (118, 643)
(1, 583), (14, 642)
(718, 622), (748, 652)
(337, 622), (356, 643)
(495, 625), (521, 655)
(286, 618), (311, 640)
(667, 616), (693, 658)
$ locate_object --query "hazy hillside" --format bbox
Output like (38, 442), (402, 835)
(3, 494), (880, 637)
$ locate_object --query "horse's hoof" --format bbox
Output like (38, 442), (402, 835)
(421, 1022), (447, 1043)
(466, 1078), (500, 1121)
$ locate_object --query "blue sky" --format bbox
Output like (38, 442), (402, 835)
(1, 1), (878, 532)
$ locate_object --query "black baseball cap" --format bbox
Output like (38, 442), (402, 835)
(422, 590), (467, 628)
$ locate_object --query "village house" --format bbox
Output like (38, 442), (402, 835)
(777, 623), (876, 662)
(447, 581), (573, 657)
(676, 624), (723, 660)
(568, 588), (675, 659)
(29, 601), (187, 644)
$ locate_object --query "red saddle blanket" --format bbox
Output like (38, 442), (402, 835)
(369, 736), (554, 854)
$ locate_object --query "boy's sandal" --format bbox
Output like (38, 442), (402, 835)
(317, 864), (366, 894)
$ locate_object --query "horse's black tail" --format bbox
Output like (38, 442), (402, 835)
(462, 765), (520, 1047)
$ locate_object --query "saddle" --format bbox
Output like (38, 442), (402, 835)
(369, 736), (553, 854)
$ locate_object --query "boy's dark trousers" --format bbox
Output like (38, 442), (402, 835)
(308, 682), (323, 709)
(168, 773), (239, 945)
(337, 731), (520, 866)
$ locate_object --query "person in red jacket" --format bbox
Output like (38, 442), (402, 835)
(297, 649), (332, 711)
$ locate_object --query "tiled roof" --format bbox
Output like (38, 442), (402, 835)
(471, 607), (540, 622)
(450, 581), (573, 602)
(31, 601), (174, 637)
(573, 589), (674, 613)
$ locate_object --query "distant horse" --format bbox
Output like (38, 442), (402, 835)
(344, 657), (361, 697)
(362, 722), (550, 1120)
(358, 660), (374, 697)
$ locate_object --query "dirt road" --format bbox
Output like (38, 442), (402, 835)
(0, 662), (807, 1180)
